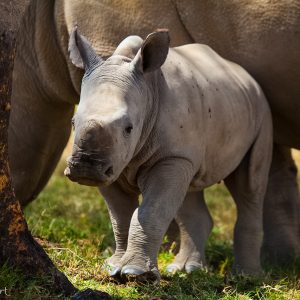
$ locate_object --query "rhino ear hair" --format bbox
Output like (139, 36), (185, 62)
(131, 29), (170, 73)
(68, 26), (102, 70)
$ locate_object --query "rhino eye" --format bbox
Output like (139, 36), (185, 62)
(125, 125), (133, 135)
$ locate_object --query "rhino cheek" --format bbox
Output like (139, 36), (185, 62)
(109, 141), (132, 178)
(114, 151), (129, 175)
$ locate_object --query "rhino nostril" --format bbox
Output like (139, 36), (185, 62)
(105, 166), (113, 177)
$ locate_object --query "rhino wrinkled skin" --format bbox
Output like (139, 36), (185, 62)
(65, 29), (273, 280)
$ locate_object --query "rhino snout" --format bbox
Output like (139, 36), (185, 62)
(64, 155), (114, 186)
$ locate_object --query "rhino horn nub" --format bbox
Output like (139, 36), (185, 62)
(68, 26), (102, 70)
(113, 35), (144, 59)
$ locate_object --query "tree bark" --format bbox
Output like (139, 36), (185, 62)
(0, 3), (78, 296)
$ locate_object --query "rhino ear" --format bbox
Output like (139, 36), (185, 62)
(68, 26), (102, 70)
(131, 29), (170, 73)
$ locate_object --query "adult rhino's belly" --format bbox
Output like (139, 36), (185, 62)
(252, 67), (300, 149)
(231, 42), (300, 149)
(268, 91), (300, 149)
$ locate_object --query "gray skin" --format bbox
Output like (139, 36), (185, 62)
(65, 29), (273, 281)
(9, 0), (300, 264)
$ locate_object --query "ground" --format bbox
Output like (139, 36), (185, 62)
(0, 148), (300, 299)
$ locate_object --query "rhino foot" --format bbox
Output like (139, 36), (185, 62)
(101, 255), (124, 279)
(109, 266), (122, 277)
(166, 263), (182, 273)
(185, 261), (204, 273)
(166, 260), (204, 274)
(166, 250), (206, 274)
(105, 254), (161, 283)
(121, 265), (160, 283)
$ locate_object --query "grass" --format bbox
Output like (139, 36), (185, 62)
(1, 155), (300, 299)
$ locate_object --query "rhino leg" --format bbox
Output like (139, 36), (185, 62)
(262, 145), (300, 264)
(8, 95), (74, 206)
(118, 158), (194, 282)
(224, 120), (272, 275)
(166, 191), (213, 273)
(100, 182), (139, 276)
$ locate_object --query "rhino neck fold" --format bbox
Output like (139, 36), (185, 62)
(132, 72), (160, 160)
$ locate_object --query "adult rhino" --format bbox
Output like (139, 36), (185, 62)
(9, 0), (300, 263)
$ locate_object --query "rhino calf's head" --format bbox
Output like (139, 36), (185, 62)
(64, 27), (170, 186)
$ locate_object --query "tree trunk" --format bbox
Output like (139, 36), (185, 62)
(0, 2), (110, 298)
(0, 2), (78, 296)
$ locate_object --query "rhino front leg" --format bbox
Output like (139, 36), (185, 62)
(118, 158), (194, 281)
(167, 191), (213, 273)
(100, 182), (139, 275)
(262, 144), (300, 264)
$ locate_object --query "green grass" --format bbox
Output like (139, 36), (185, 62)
(1, 163), (300, 299)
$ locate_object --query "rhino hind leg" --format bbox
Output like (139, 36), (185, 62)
(166, 191), (213, 273)
(262, 145), (300, 265)
(224, 118), (273, 275)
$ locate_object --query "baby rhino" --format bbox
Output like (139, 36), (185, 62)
(65, 28), (272, 281)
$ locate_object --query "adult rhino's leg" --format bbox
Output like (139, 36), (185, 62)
(224, 119), (272, 275)
(7, 0), (79, 207)
(8, 91), (74, 206)
(166, 191), (213, 273)
(262, 145), (300, 264)
(100, 182), (139, 276)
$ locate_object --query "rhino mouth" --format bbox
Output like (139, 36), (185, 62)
(64, 164), (113, 187)
(64, 166), (99, 185)
(64, 154), (115, 187)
